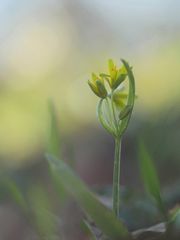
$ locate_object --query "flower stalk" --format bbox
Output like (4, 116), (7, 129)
(88, 59), (136, 218)
(113, 137), (121, 217)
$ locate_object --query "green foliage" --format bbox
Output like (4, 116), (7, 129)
(82, 220), (98, 240)
(119, 105), (132, 120)
(138, 141), (168, 220)
(117, 60), (135, 137)
(47, 99), (60, 157)
(42, 58), (179, 239)
(4, 178), (27, 212)
(1, 57), (179, 239)
(171, 208), (180, 222)
(47, 99), (67, 205)
(46, 154), (131, 240)
(167, 207), (180, 239)
(46, 96), (131, 240)
(28, 185), (57, 238)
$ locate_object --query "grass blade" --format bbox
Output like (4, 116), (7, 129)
(118, 60), (136, 137)
(29, 185), (57, 238)
(138, 141), (168, 220)
(47, 99), (60, 157)
(46, 153), (131, 240)
(82, 220), (98, 240)
(4, 177), (27, 212)
(47, 100), (67, 204)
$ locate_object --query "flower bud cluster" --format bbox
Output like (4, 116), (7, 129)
(88, 59), (136, 138)
(88, 59), (127, 99)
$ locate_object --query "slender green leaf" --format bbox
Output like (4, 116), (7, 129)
(47, 99), (60, 157)
(82, 220), (98, 240)
(29, 185), (57, 238)
(167, 207), (180, 238)
(119, 105), (132, 120)
(99, 73), (110, 78)
(138, 142), (168, 220)
(170, 207), (180, 222)
(5, 178), (27, 212)
(118, 60), (135, 137)
(47, 100), (67, 204)
(46, 154), (131, 240)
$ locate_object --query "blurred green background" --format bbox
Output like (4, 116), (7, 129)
(0, 0), (180, 239)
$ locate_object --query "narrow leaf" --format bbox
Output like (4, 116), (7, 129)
(5, 178), (27, 212)
(119, 105), (132, 120)
(83, 220), (98, 240)
(170, 207), (180, 222)
(46, 154), (131, 240)
(118, 60), (135, 137)
(29, 185), (56, 238)
(99, 73), (110, 78)
(47, 100), (67, 204)
(138, 142), (168, 219)
(47, 99), (60, 157)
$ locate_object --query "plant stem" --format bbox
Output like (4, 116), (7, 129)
(111, 90), (118, 130)
(105, 97), (113, 126)
(113, 137), (121, 218)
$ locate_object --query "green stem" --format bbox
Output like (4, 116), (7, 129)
(105, 97), (113, 126)
(111, 90), (118, 131)
(113, 137), (121, 218)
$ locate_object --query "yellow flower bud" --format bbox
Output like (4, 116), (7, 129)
(107, 59), (117, 88)
(88, 73), (107, 98)
(107, 59), (127, 89)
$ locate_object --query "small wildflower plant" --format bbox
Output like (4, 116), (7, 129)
(45, 58), (179, 240)
(88, 59), (136, 217)
(1, 53), (179, 239)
